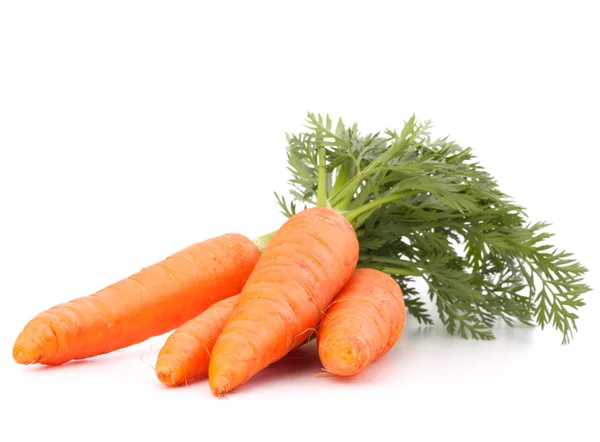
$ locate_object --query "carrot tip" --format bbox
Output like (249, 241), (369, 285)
(155, 365), (179, 386)
(12, 342), (40, 365)
(155, 352), (190, 386)
(15, 350), (26, 365)
(319, 338), (368, 377)
(209, 375), (231, 397)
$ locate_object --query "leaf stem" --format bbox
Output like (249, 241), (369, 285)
(378, 266), (422, 277)
(328, 134), (411, 207)
(344, 192), (414, 224)
(316, 146), (328, 207)
(331, 162), (353, 210)
(361, 255), (416, 267)
(252, 231), (276, 253)
(329, 172), (364, 207)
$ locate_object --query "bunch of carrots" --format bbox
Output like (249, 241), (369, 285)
(12, 113), (591, 396)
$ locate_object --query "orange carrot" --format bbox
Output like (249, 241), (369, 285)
(155, 294), (239, 386)
(317, 268), (406, 376)
(208, 206), (359, 396)
(12, 234), (261, 366)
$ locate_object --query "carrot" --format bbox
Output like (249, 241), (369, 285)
(155, 294), (239, 386)
(12, 234), (261, 366)
(208, 206), (359, 396)
(317, 268), (406, 376)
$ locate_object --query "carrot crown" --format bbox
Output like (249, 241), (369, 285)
(273, 112), (590, 344)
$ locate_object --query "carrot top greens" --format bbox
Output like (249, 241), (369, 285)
(275, 113), (590, 344)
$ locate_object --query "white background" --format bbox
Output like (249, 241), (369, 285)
(1, 1), (598, 441)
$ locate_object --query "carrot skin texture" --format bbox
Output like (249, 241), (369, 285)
(208, 207), (359, 396)
(12, 234), (261, 366)
(317, 268), (406, 376)
(155, 294), (239, 386)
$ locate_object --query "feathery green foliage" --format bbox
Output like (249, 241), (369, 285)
(275, 113), (590, 344)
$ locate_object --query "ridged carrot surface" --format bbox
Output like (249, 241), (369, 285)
(208, 207), (359, 396)
(317, 268), (406, 376)
(12, 234), (260, 366)
(155, 294), (239, 386)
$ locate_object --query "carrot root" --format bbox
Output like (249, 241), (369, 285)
(155, 295), (239, 386)
(13, 234), (260, 366)
(208, 206), (359, 396)
(317, 268), (406, 377)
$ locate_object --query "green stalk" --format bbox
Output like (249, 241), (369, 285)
(346, 181), (373, 211)
(331, 163), (349, 194)
(329, 132), (411, 207)
(316, 146), (328, 207)
(344, 192), (415, 225)
(330, 162), (353, 211)
(360, 255), (416, 266)
(252, 231), (275, 253)
(378, 267), (422, 277)
(329, 172), (364, 207)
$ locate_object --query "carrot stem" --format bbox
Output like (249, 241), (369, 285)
(329, 174), (362, 208)
(252, 231), (276, 253)
(331, 162), (353, 211)
(344, 192), (413, 225)
(316, 146), (328, 207)
(378, 266), (422, 277)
